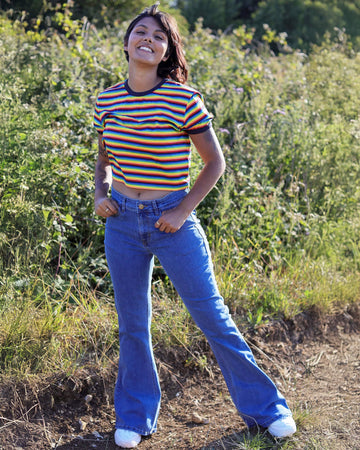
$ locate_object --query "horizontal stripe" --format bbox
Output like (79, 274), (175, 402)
(112, 177), (188, 191)
(105, 125), (188, 138)
(109, 155), (189, 167)
(104, 132), (189, 147)
(105, 121), (179, 131)
(120, 167), (188, 177)
(112, 167), (188, 182)
(106, 143), (189, 156)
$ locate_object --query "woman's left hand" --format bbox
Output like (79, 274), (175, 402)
(155, 205), (189, 233)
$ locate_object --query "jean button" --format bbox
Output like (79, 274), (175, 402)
(138, 204), (145, 210)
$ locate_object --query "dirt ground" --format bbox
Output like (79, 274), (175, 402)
(0, 304), (359, 450)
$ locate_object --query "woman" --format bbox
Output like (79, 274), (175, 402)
(94, 4), (296, 448)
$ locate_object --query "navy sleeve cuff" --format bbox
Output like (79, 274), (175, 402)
(186, 122), (212, 135)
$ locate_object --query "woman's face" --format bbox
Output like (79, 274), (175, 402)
(124, 16), (169, 68)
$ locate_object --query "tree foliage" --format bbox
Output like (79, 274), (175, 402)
(177, 0), (360, 51)
(252, 0), (360, 50)
(177, 0), (239, 31)
(177, 0), (263, 30)
(2, 0), (177, 26)
(4, 1), (360, 51)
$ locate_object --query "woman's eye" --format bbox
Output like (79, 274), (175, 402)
(155, 35), (164, 40)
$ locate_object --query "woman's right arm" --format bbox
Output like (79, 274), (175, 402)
(94, 134), (119, 217)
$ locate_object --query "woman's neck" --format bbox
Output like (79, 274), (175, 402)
(127, 64), (163, 93)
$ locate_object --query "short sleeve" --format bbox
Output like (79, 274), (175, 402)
(182, 93), (213, 135)
(93, 96), (104, 133)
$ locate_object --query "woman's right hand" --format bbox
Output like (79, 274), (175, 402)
(95, 196), (119, 218)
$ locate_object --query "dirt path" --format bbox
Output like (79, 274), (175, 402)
(1, 305), (359, 450)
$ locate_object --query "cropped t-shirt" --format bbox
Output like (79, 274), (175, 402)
(93, 78), (212, 191)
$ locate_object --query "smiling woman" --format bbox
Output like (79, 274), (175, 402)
(93, 3), (296, 448)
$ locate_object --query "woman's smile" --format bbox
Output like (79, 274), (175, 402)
(138, 45), (153, 53)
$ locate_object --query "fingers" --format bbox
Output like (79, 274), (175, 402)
(104, 199), (118, 217)
(155, 207), (189, 233)
(96, 198), (119, 218)
(154, 219), (179, 234)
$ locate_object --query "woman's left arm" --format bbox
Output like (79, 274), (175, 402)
(155, 127), (225, 233)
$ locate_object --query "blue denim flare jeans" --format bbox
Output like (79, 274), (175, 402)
(105, 188), (292, 436)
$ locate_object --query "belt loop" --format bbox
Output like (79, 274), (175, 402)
(121, 197), (126, 212)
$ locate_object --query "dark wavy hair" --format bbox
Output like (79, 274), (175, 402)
(123, 3), (188, 84)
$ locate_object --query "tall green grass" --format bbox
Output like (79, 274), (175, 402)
(0, 9), (359, 377)
(0, 271), (119, 375)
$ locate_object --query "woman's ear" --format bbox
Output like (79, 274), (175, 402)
(162, 46), (171, 61)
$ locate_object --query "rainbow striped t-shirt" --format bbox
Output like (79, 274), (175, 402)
(93, 78), (212, 191)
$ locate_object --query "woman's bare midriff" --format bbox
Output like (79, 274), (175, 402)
(112, 179), (175, 200)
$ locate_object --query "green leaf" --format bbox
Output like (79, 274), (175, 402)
(65, 214), (73, 223)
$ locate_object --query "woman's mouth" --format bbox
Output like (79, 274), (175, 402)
(138, 46), (153, 53)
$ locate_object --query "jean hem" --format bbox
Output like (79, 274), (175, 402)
(258, 413), (293, 428)
(115, 424), (157, 436)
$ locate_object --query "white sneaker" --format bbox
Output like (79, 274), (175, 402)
(114, 429), (141, 448)
(268, 416), (297, 438)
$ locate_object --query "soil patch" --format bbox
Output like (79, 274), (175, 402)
(1, 304), (359, 449)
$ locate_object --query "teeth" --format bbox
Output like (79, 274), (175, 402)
(139, 46), (152, 53)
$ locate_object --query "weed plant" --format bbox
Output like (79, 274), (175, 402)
(0, 8), (360, 377)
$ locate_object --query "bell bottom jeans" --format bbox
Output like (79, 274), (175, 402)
(105, 188), (292, 436)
